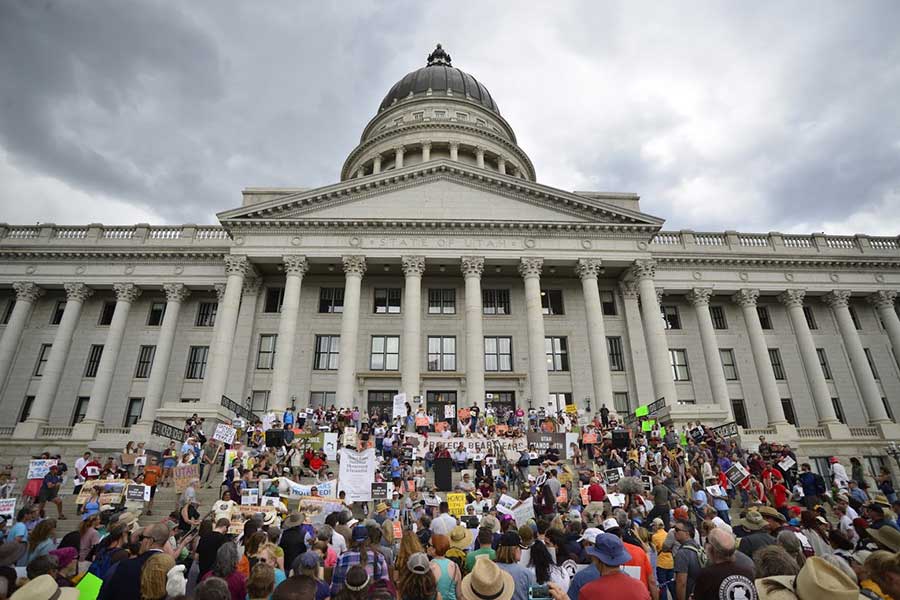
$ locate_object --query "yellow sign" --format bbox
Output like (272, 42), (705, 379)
(565, 403), (577, 415)
(447, 493), (467, 517)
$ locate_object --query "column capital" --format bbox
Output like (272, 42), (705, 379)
(731, 288), (760, 308)
(420, 140), (432, 150)
(12, 282), (44, 303)
(460, 256), (484, 278)
(575, 258), (603, 280)
(342, 255), (367, 277)
(630, 259), (657, 281)
(63, 282), (93, 303)
(449, 141), (459, 150)
(518, 257), (543, 279)
(823, 289), (852, 309)
(618, 279), (640, 299)
(687, 288), (713, 307)
(164, 283), (192, 303)
(213, 284), (226, 303)
(475, 146), (485, 155)
(282, 255), (309, 276)
(867, 290), (897, 309)
(778, 289), (806, 308)
(401, 255), (426, 277)
(223, 254), (251, 276)
(395, 145), (405, 155)
(113, 283), (142, 303)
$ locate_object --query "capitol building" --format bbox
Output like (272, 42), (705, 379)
(0, 46), (898, 475)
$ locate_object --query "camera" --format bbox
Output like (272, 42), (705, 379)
(528, 585), (551, 600)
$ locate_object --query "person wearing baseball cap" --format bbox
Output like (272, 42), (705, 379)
(579, 532), (649, 599)
(494, 531), (536, 600)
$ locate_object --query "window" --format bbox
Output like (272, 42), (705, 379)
(374, 288), (402, 314)
(428, 289), (456, 314)
(484, 337), (512, 372)
(803, 306), (817, 330)
(669, 349), (690, 381)
(98, 301), (116, 326)
(545, 337), (569, 372)
(455, 112), (468, 121)
(849, 305), (861, 330)
(370, 336), (400, 371)
(309, 391), (336, 408)
(768, 348), (786, 380)
(19, 396), (34, 423)
(434, 110), (446, 118)
(483, 289), (510, 315)
(34, 344), (52, 376)
(731, 399), (749, 428)
(250, 391), (269, 413)
(613, 391), (629, 414)
(816, 349), (832, 379)
(720, 349), (739, 380)
(864, 348), (880, 380)
(600, 291), (617, 316)
(710, 306), (727, 330)
(196, 302), (217, 327)
(427, 337), (456, 371)
(883, 397), (895, 421)
(71, 397), (89, 425)
(661, 305), (681, 330)
(1, 299), (14, 325)
(256, 334), (277, 370)
(413, 111), (424, 120)
(185, 346), (209, 379)
(864, 456), (888, 481)
(809, 457), (832, 480)
(548, 392), (573, 411)
(264, 287), (284, 313)
(147, 302), (166, 326)
(180, 398), (200, 403)
(486, 391), (515, 413)
(757, 306), (772, 329)
(367, 390), (398, 413)
(314, 335), (340, 370)
(541, 290), (564, 315)
(50, 301), (66, 325)
(781, 398), (797, 425)
(607, 337), (625, 371)
(84, 344), (104, 378)
(831, 397), (846, 424)
(318, 288), (344, 313)
(134, 345), (155, 378)
(124, 398), (143, 427)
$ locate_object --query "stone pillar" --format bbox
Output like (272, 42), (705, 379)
(270, 255), (309, 412)
(401, 256), (425, 401)
(732, 289), (787, 425)
(825, 290), (890, 424)
(394, 146), (405, 169)
(224, 274), (261, 401)
(869, 291), (900, 368)
(421, 142), (431, 162)
(619, 280), (654, 410)
(576, 259), (614, 411)
(373, 155), (382, 175)
(475, 147), (485, 168)
(631, 260), (677, 405)
(779, 290), (838, 425)
(497, 157), (506, 175)
(82, 283), (142, 424)
(462, 257), (486, 409)
(0, 282), (43, 394)
(336, 256), (366, 408)
(519, 257), (549, 408)
(449, 142), (458, 162)
(201, 255), (252, 406)
(687, 288), (732, 417)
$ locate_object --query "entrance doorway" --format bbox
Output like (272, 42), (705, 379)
(367, 390), (398, 422)
(426, 391), (457, 425)
(486, 391), (516, 423)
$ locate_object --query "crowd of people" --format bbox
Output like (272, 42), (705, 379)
(0, 403), (898, 600)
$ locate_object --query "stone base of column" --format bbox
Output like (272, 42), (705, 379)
(772, 423), (797, 439)
(874, 421), (900, 440)
(71, 421), (101, 440)
(822, 422), (851, 440)
(12, 420), (44, 439)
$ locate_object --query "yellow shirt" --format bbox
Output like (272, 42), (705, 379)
(652, 528), (674, 569)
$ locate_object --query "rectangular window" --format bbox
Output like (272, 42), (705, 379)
(541, 289), (565, 315)
(185, 346), (209, 379)
(484, 336), (513, 372)
(84, 344), (104, 377)
(781, 398), (797, 425)
(318, 288), (345, 313)
(803, 306), (817, 330)
(374, 288), (402, 314)
(661, 305), (681, 330)
(768, 348), (786, 380)
(613, 391), (629, 414)
(124, 398), (143, 427)
(71, 396), (89, 425)
(98, 301), (116, 326)
(548, 392), (573, 411)
(669, 349), (690, 381)
(34, 344), (52, 376)
(196, 302), (217, 327)
(831, 397), (846, 424)
(710, 306), (727, 330)
(864, 348), (880, 380)
(600, 291), (617, 316)
(1, 299), (14, 325)
(427, 336), (456, 371)
(314, 335), (340, 370)
(816, 348), (832, 379)
(309, 391), (336, 408)
(757, 306), (772, 329)
(134, 345), (156, 378)
(180, 398), (200, 403)
(264, 287), (284, 313)
(428, 289), (456, 314)
(720, 349), (739, 380)
(607, 337), (625, 371)
(19, 396), (34, 423)
(883, 397), (895, 421)
(147, 302), (166, 326)
(545, 337), (569, 372)
(482, 289), (511, 315)
(370, 336), (400, 370)
(51, 301), (66, 325)
(731, 398), (749, 428)
(367, 390), (399, 413)
(250, 391), (269, 413)
(849, 305), (861, 330)
(256, 334), (277, 370)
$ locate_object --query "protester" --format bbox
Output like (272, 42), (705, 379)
(579, 532), (650, 599)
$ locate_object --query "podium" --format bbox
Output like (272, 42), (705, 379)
(434, 457), (453, 491)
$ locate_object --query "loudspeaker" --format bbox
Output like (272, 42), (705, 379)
(612, 430), (630, 449)
(265, 429), (285, 448)
(433, 457), (453, 492)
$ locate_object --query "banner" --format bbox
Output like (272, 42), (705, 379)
(392, 393), (407, 419)
(526, 432), (566, 455)
(76, 479), (131, 505)
(0, 498), (15, 519)
(125, 484), (150, 502)
(413, 435), (527, 461)
(415, 416), (429, 427)
(277, 477), (335, 499)
(173, 464), (198, 493)
(338, 448), (377, 502)
(213, 424), (237, 445)
(296, 496), (344, 525)
(121, 454), (138, 465)
(608, 493), (626, 507)
(27, 459), (58, 480)
(447, 493), (467, 516)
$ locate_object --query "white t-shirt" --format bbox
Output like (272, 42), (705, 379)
(213, 499), (238, 522)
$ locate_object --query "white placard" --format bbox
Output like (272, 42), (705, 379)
(27, 459), (58, 480)
(323, 432), (338, 461)
(134, 456), (147, 467)
(343, 427), (357, 448)
(706, 485), (726, 498)
(444, 404), (455, 420)
(621, 565), (641, 579)
(260, 496), (282, 508)
(85, 466), (100, 477)
(337, 448), (377, 502)
(213, 424), (237, 445)
(241, 488), (260, 505)
(608, 493), (626, 507)
(778, 456), (797, 471)
(0, 498), (16, 519)
(392, 393), (407, 419)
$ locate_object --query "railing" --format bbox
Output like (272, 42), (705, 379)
(103, 227), (135, 239)
(869, 237), (899, 250)
(796, 427), (827, 439)
(6, 227), (40, 239)
(694, 233), (727, 246)
(739, 234), (769, 248)
(783, 235), (813, 248)
(651, 233), (681, 245)
(98, 426), (131, 435)
(741, 427), (776, 436)
(0, 427), (15, 437)
(38, 426), (73, 438)
(848, 426), (879, 438)
(148, 227), (182, 239)
(54, 228), (87, 239)
(196, 227), (230, 240)
(826, 236), (858, 250)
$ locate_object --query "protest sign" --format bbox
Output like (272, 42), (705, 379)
(641, 475), (653, 492)
(393, 521), (402, 540)
(582, 433), (598, 444)
(510, 497), (534, 525)
(173, 464), (198, 493)
(76, 479), (130, 505)
(580, 486), (590, 506)
(435, 422), (449, 433)
(444, 405), (455, 420)
(213, 424), (237, 445)
(392, 393), (407, 419)
(608, 493), (626, 507)
(690, 426), (705, 442)
(76, 572), (103, 600)
(260, 496), (283, 508)
(457, 407), (470, 420)
(372, 482), (388, 500)
(0, 498), (15, 519)
(496, 494), (519, 511)
(322, 432), (339, 461)
(495, 424), (509, 434)
(557, 487), (568, 503)
(277, 477), (335, 499)
(706, 485), (726, 498)
(726, 463), (750, 487)
(605, 468), (624, 484)
(241, 488), (260, 505)
(296, 496), (344, 525)
(647, 397), (666, 417)
(343, 427), (357, 448)
(526, 432), (566, 455)
(635, 405), (649, 417)
(121, 454), (138, 465)
(99, 482), (126, 505)
(415, 416), (429, 428)
(338, 448), (377, 502)
(27, 459), (57, 480)
(565, 403), (577, 415)
(641, 420), (655, 432)
(125, 484), (150, 502)
(447, 493), (467, 516)
(778, 456), (797, 472)
(134, 456), (147, 467)
(712, 421), (739, 439)
(85, 466), (100, 477)
(414, 434), (526, 461)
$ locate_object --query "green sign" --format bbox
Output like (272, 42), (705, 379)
(641, 419), (655, 432)
(635, 405), (649, 417)
(660, 426), (667, 437)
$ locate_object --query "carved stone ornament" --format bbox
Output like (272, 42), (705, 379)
(213, 284), (226, 303)
(867, 290), (897, 310)
(460, 256), (484, 278)
(12, 282), (44, 303)
(283, 255), (309, 277)
(631, 259), (657, 281)
(223, 255), (251, 276)
(342, 255), (367, 277)
(426, 43), (452, 67)
(686, 288), (713, 307)
(163, 283), (191, 304)
(731, 288), (760, 308)
(574, 258), (602, 280)
(242, 275), (262, 296)
(618, 280), (640, 299)
(113, 283), (142, 303)
(823, 290), (851, 309)
(401, 255), (426, 277)
(64, 282), (93, 303)
(518, 257), (543, 279)
(778, 289), (806, 309)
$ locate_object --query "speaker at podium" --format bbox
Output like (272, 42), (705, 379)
(433, 457), (453, 492)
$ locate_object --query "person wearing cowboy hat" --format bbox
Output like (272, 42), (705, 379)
(866, 525), (900, 553)
(461, 554), (516, 600)
(756, 555), (863, 600)
(579, 532), (650, 599)
(737, 510), (777, 560)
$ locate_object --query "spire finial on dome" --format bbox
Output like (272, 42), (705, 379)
(426, 43), (452, 67)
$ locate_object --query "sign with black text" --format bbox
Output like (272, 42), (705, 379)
(371, 482), (388, 500)
(712, 421), (739, 439)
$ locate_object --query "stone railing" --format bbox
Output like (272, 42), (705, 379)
(650, 230), (900, 258)
(0, 224), (231, 247)
(741, 427), (776, 436)
(848, 426), (879, 438)
(98, 426), (131, 436)
(0, 427), (15, 437)
(38, 426), (73, 439)
(796, 427), (827, 439)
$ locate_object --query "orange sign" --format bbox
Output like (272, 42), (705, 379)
(415, 417), (429, 427)
(393, 520), (402, 540)
(582, 433), (598, 444)
(580, 486), (590, 506)
(495, 425), (509, 434)
(557, 487), (568, 503)
(457, 408), (471, 420)
(435, 422), (449, 432)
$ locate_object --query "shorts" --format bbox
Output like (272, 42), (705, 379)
(38, 487), (58, 503)
(163, 459), (176, 469)
(149, 485), (158, 499)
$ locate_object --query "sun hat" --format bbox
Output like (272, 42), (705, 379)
(460, 555), (515, 600)
(49, 547), (77, 570)
(739, 510), (767, 531)
(262, 512), (278, 527)
(0, 541), (25, 567)
(651, 517), (665, 529)
(602, 518), (620, 532)
(585, 532), (632, 566)
(851, 549), (872, 565)
(9, 574), (79, 600)
(758, 506), (786, 523)
(352, 524), (370, 542)
(450, 525), (474, 550)
(578, 527), (602, 544)
(282, 513), (304, 529)
(375, 502), (389, 513)
(756, 556), (863, 600)
(866, 526), (900, 552)
(407, 552), (430, 575)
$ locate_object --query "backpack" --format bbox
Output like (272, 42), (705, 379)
(682, 543), (708, 568)
(813, 473), (827, 496)
(517, 452), (530, 468)
(87, 545), (116, 579)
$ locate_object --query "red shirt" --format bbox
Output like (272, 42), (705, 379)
(579, 571), (650, 600)
(588, 483), (607, 502)
(623, 541), (653, 591)
(772, 483), (790, 507)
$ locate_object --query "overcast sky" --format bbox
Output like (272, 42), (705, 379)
(1, 1), (899, 235)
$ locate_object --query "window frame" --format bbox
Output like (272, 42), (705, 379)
(264, 287), (284, 313)
(720, 348), (739, 381)
(369, 335), (400, 371)
(313, 335), (340, 371)
(71, 396), (90, 425)
(803, 306), (818, 330)
(373, 288), (402, 314)
(309, 391), (336, 408)
(484, 336), (513, 372)
(768, 348), (786, 380)
(50, 301), (66, 325)
(34, 344), (52, 377)
(848, 305), (862, 330)
(147, 302), (166, 326)
(123, 397), (143, 427)
(600, 291), (617, 316)
(134, 345), (156, 378)
(781, 398), (797, 425)
(256, 334), (277, 370)
(1, 298), (14, 325)
(882, 397), (895, 421)
(710, 305), (728, 330)
(661, 305), (681, 330)
(816, 348), (832, 379)
(831, 397), (846, 424)
(98, 301), (116, 326)
(731, 398), (749, 428)
(607, 336), (625, 371)
(318, 287), (345, 314)
(545, 336), (569, 372)
(540, 289), (565, 316)
(196, 302), (218, 327)
(427, 336), (457, 372)
(669, 348), (690, 381)
(482, 289), (511, 315)
(757, 306), (773, 330)
(613, 391), (629, 414)
(84, 344), (104, 378)
(427, 289), (456, 315)
(548, 392), (573, 412)
(864, 348), (880, 380)
(250, 390), (270, 413)
(19, 396), (34, 423)
(185, 346), (209, 379)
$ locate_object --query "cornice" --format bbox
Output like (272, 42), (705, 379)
(0, 250), (227, 262)
(654, 255), (900, 270)
(226, 220), (658, 237)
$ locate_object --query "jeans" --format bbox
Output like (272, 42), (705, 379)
(656, 567), (674, 600)
(717, 509), (731, 524)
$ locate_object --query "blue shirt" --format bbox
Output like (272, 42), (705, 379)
(6, 522), (27, 543)
(390, 458), (401, 478)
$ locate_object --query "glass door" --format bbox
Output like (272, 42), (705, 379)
(426, 391), (457, 427)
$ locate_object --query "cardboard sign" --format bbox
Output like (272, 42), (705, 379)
(725, 464), (750, 487)
(392, 393), (407, 419)
(213, 424), (237, 445)
(241, 488), (260, 506)
(495, 425), (509, 434)
(447, 493), (467, 516)
(712, 421), (739, 439)
(121, 454), (138, 465)
(641, 475), (653, 491)
(0, 498), (16, 519)
(415, 416), (429, 427)
(605, 468), (624, 484)
(173, 464), (198, 493)
(457, 408), (470, 420)
(634, 405), (649, 417)
(444, 405), (455, 420)
(706, 485), (726, 498)
(641, 419), (655, 432)
(27, 459), (58, 480)
(435, 422), (449, 433)
(582, 433), (598, 444)
(125, 484), (150, 502)
(565, 403), (578, 415)
(260, 496), (282, 508)
(134, 456), (147, 467)
(580, 486), (590, 506)
(393, 520), (402, 540)
(372, 482), (388, 500)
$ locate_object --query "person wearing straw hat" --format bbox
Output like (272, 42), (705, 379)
(446, 525), (473, 571)
(865, 525), (900, 553)
(460, 555), (515, 600)
(756, 555), (865, 600)
(737, 510), (776, 560)
(579, 532), (650, 599)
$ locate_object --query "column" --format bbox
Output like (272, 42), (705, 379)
(0, 282), (43, 393)
(270, 255), (309, 411)
(224, 274), (261, 401)
(200, 255), (252, 406)
(619, 280), (654, 409)
(449, 142), (458, 162)
(779, 290), (838, 424)
(394, 146), (405, 169)
(869, 291), (900, 366)
(401, 256), (425, 401)
(687, 288), (732, 417)
(732, 289), (787, 425)
(136, 283), (190, 429)
(22, 283), (93, 427)
(576, 259), (613, 410)
(421, 142), (431, 162)
(461, 256), (485, 408)
(475, 147), (485, 168)
(82, 283), (142, 424)
(373, 155), (382, 175)
(497, 157), (506, 175)
(825, 290), (890, 424)
(519, 257), (549, 407)
(336, 255), (366, 408)
(630, 260), (677, 405)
